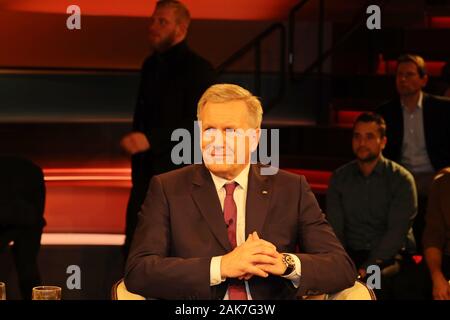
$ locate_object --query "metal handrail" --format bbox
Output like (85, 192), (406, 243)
(288, 0), (312, 80)
(288, 0), (391, 123)
(289, 0), (391, 83)
(0, 66), (138, 75)
(217, 22), (286, 112)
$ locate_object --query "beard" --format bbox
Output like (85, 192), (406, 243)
(150, 30), (177, 53)
(355, 149), (379, 163)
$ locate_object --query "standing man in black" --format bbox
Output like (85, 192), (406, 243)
(376, 54), (450, 251)
(121, 0), (215, 257)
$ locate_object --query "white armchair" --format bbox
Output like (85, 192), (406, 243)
(112, 279), (376, 300)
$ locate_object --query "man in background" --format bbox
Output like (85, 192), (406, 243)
(376, 54), (450, 251)
(327, 112), (417, 299)
(120, 0), (215, 257)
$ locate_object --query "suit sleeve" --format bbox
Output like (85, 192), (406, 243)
(124, 175), (213, 299)
(295, 176), (356, 296)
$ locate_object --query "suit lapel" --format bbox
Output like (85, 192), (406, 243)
(422, 93), (433, 146)
(394, 98), (404, 145)
(191, 165), (231, 252)
(245, 164), (272, 238)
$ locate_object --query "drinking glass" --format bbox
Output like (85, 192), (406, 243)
(0, 282), (5, 300)
(32, 286), (62, 300)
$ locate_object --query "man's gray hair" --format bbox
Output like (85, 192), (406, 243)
(197, 84), (263, 128)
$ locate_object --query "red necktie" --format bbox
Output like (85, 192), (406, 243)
(223, 182), (247, 300)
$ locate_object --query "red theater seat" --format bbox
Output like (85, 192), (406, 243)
(42, 167), (333, 233)
(284, 169), (332, 194)
(430, 17), (450, 29)
(377, 60), (446, 77)
(335, 110), (362, 127)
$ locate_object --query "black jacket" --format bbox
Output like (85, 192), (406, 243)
(131, 41), (215, 185)
(376, 93), (450, 172)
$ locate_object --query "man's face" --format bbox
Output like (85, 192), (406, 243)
(148, 7), (181, 52)
(352, 121), (386, 163)
(199, 100), (260, 180)
(396, 62), (428, 97)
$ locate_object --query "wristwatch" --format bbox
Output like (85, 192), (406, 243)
(282, 254), (296, 276)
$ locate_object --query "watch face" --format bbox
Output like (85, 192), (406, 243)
(283, 254), (295, 267)
(285, 255), (295, 265)
(282, 254), (295, 276)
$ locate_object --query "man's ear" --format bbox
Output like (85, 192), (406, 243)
(381, 136), (387, 150)
(421, 74), (429, 88)
(176, 22), (188, 40)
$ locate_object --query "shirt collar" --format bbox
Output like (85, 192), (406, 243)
(353, 156), (386, 177)
(209, 164), (251, 192)
(372, 156), (386, 175)
(401, 91), (423, 111)
(157, 40), (188, 60)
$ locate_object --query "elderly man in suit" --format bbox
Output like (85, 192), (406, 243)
(125, 84), (356, 300)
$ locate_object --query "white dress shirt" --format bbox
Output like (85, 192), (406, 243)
(400, 91), (434, 173)
(208, 164), (301, 299)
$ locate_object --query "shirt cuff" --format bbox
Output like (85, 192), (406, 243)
(281, 253), (301, 288)
(210, 256), (226, 286)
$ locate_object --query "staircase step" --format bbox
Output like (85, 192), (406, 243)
(280, 154), (350, 171)
(333, 110), (363, 127)
(428, 16), (450, 28)
(377, 59), (446, 76)
(329, 75), (395, 101)
(376, 28), (450, 61)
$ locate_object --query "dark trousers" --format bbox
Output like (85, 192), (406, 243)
(348, 249), (430, 299)
(0, 225), (43, 300)
(347, 249), (396, 300)
(414, 195), (428, 254)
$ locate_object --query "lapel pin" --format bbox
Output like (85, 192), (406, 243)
(262, 190), (268, 195)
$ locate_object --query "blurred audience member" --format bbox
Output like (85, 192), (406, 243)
(423, 168), (450, 300)
(0, 156), (45, 299)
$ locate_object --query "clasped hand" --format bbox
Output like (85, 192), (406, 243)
(220, 231), (288, 280)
